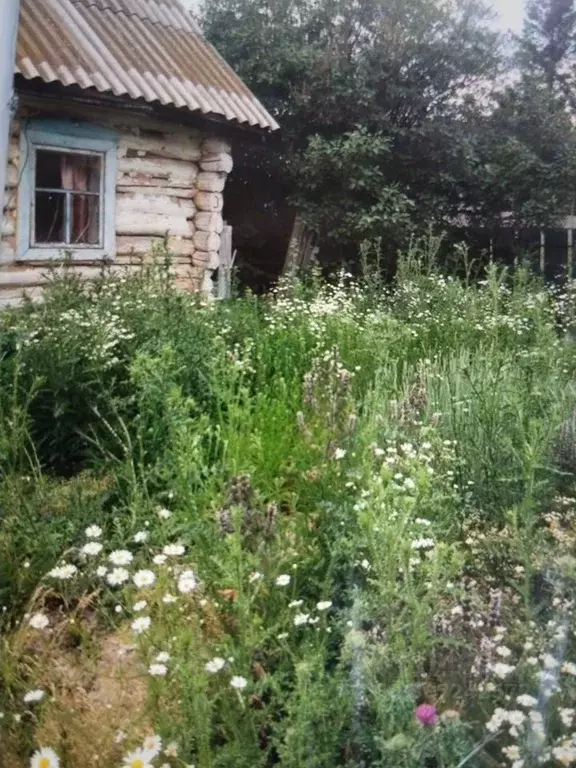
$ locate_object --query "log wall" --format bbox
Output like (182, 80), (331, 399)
(0, 98), (233, 306)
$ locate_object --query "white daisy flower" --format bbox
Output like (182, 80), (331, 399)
(156, 651), (170, 663)
(24, 689), (45, 703)
(334, 448), (347, 460)
(177, 570), (197, 594)
(153, 554), (167, 565)
(289, 600), (303, 608)
(133, 600), (147, 612)
(81, 542), (103, 557)
(133, 570), (156, 588)
(29, 612), (49, 630)
(122, 747), (155, 767)
(96, 566), (107, 577)
(107, 568), (130, 587)
(142, 734), (162, 756)
(149, 663), (168, 677)
(275, 574), (290, 586)
(48, 563), (77, 580)
(293, 613), (310, 626)
(316, 601), (332, 611)
(131, 616), (151, 634)
(411, 538), (435, 550)
(507, 710), (526, 727)
(85, 525), (102, 539)
(134, 531), (149, 543)
(157, 508), (172, 520)
(560, 708), (575, 727)
(162, 593), (178, 604)
(31, 747), (60, 768)
(490, 662), (516, 679)
(516, 694), (538, 708)
(163, 544), (185, 556)
(109, 550), (133, 566)
(230, 676), (248, 690)
(205, 657), (226, 674)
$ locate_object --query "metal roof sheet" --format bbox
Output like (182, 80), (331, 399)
(16, 0), (280, 131)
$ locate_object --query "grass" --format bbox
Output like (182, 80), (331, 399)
(2, 244), (576, 767)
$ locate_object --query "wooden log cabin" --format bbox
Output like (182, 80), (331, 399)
(0, 0), (279, 306)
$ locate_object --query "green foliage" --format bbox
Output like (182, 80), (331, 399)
(202, 0), (504, 253)
(520, 0), (576, 100)
(292, 128), (414, 244)
(3, 254), (576, 766)
(202, 0), (576, 264)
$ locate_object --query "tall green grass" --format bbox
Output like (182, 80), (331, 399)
(2, 247), (576, 767)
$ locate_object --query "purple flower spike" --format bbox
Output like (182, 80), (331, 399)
(415, 703), (438, 727)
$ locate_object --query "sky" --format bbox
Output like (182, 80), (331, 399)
(491, 0), (525, 33)
(182, 0), (527, 33)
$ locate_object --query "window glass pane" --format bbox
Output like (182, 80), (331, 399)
(34, 191), (65, 243)
(36, 149), (101, 192)
(71, 194), (100, 245)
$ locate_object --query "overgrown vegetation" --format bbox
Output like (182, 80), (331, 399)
(3, 248), (576, 766)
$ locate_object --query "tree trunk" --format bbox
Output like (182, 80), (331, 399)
(282, 213), (318, 276)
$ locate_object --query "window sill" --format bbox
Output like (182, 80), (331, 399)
(17, 247), (115, 262)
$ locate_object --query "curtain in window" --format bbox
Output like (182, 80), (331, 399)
(60, 156), (98, 244)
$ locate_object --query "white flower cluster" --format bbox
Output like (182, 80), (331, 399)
(204, 657), (248, 691)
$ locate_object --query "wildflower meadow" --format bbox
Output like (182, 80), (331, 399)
(4, 242), (576, 767)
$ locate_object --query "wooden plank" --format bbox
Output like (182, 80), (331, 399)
(116, 210), (194, 237)
(118, 132), (202, 162)
(116, 236), (195, 258)
(116, 185), (196, 200)
(196, 172), (226, 193)
(218, 225), (233, 299)
(200, 154), (233, 174)
(5, 164), (18, 188)
(117, 157), (198, 188)
(195, 212), (223, 233)
(194, 191), (223, 212)
(202, 137), (231, 154)
(117, 191), (196, 219)
(194, 231), (221, 252)
(0, 286), (44, 302)
(18, 97), (204, 141)
(0, 237), (16, 263)
(2, 215), (15, 237)
(0, 266), (128, 288)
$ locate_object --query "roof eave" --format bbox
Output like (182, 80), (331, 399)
(15, 75), (281, 144)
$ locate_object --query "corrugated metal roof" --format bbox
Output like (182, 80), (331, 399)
(16, 0), (280, 131)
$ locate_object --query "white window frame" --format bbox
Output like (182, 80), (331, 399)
(17, 120), (117, 261)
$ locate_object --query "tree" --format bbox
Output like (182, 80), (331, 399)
(462, 85), (576, 230)
(202, 0), (576, 272)
(202, 0), (501, 261)
(519, 0), (576, 102)
(462, 0), (576, 233)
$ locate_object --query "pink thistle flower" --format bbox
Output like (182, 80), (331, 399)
(415, 703), (438, 727)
